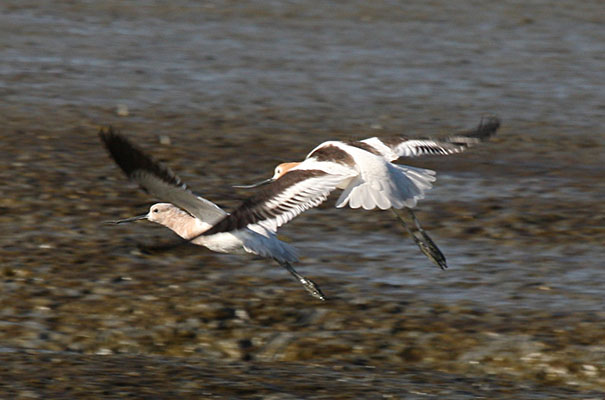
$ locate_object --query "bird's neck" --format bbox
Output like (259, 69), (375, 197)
(159, 212), (211, 240)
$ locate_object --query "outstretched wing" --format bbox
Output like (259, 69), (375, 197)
(99, 128), (226, 224)
(359, 116), (501, 161)
(203, 168), (349, 235)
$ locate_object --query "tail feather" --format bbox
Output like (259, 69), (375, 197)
(370, 187), (391, 210)
(336, 164), (436, 210)
(346, 182), (375, 209)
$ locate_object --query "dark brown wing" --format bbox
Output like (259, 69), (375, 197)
(203, 168), (349, 235)
(99, 127), (226, 224)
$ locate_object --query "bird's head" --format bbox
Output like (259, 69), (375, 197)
(233, 161), (301, 189)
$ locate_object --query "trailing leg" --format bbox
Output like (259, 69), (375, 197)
(391, 208), (448, 270)
(279, 261), (326, 301)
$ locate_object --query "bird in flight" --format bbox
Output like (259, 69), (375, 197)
(227, 116), (500, 271)
(100, 116), (500, 300)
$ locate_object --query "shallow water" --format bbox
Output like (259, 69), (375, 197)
(1, 0), (604, 398)
(2, 0), (604, 130)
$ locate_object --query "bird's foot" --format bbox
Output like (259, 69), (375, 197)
(411, 230), (448, 270)
(391, 208), (448, 270)
(281, 262), (327, 301)
(297, 276), (327, 301)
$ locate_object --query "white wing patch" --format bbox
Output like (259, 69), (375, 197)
(361, 137), (472, 161)
(203, 166), (354, 236)
(249, 172), (349, 233)
(360, 116), (500, 161)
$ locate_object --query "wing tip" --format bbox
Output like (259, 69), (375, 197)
(474, 115), (501, 139)
(98, 124), (115, 137)
(447, 115), (501, 144)
(98, 125), (124, 148)
(98, 127), (187, 190)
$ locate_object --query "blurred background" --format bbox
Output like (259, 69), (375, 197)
(1, 1), (603, 398)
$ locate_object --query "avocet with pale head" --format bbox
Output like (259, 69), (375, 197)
(100, 116), (500, 300)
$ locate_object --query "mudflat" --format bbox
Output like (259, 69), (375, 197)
(1, 1), (603, 398)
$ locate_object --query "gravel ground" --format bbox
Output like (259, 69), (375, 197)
(1, 0), (604, 398)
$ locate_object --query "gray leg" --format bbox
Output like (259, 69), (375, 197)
(280, 261), (326, 301)
(407, 208), (448, 270)
(391, 208), (448, 270)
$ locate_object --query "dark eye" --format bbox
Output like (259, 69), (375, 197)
(153, 208), (159, 213)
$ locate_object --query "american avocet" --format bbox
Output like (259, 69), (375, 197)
(100, 130), (326, 300)
(100, 116), (499, 300)
(212, 116), (500, 270)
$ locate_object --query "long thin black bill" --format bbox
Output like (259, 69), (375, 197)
(232, 178), (274, 189)
(104, 215), (147, 224)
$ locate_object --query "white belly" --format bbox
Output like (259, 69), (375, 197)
(193, 232), (248, 255)
(191, 228), (298, 264)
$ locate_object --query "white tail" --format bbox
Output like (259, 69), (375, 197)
(336, 164), (436, 210)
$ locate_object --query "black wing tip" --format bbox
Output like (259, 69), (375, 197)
(474, 115), (501, 139)
(98, 125), (116, 138)
(98, 125), (126, 148)
(98, 125), (131, 156)
(98, 126), (185, 190)
(450, 115), (501, 142)
(98, 126), (142, 176)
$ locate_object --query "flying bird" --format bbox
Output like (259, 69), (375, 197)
(210, 115), (500, 269)
(100, 130), (325, 300)
(100, 116), (500, 300)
